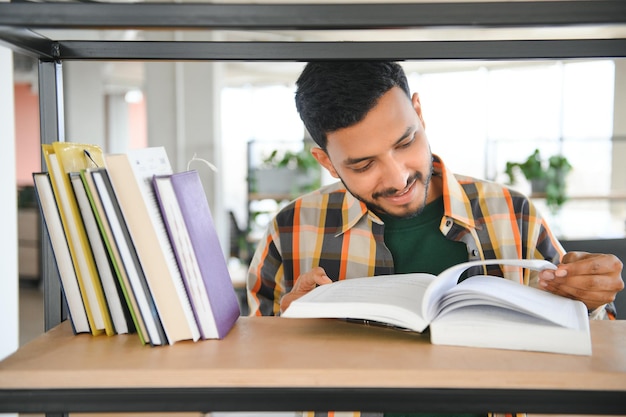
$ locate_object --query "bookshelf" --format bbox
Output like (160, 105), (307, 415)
(1, 0), (624, 329)
(1, 1), (626, 415)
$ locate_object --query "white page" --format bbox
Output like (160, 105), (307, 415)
(437, 275), (587, 330)
(282, 274), (435, 332)
(430, 304), (592, 355)
(422, 258), (556, 322)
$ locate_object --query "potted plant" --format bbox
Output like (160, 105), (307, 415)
(262, 148), (319, 172)
(252, 146), (321, 196)
(505, 148), (572, 213)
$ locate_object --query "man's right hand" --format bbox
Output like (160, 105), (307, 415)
(279, 266), (332, 314)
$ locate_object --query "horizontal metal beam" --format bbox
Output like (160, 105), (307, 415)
(56, 39), (626, 61)
(1, 387), (625, 414)
(0, 27), (55, 59)
(0, 1), (625, 30)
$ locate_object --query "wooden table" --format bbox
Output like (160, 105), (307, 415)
(1, 317), (625, 414)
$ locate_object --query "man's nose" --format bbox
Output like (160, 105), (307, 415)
(380, 158), (410, 192)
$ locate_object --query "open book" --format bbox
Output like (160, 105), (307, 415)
(282, 259), (592, 355)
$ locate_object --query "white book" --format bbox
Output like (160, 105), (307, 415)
(283, 259), (592, 356)
(33, 172), (91, 334)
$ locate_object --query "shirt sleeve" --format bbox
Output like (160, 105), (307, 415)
(246, 221), (284, 316)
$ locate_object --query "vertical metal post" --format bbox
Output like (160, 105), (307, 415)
(38, 58), (66, 332)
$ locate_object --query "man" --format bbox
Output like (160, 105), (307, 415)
(247, 61), (623, 321)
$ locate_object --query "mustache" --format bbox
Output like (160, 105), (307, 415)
(372, 171), (425, 199)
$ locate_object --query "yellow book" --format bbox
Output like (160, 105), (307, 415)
(42, 142), (114, 336)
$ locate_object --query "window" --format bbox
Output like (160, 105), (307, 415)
(409, 60), (622, 239)
(222, 60), (624, 240)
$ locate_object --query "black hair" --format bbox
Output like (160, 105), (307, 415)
(295, 61), (411, 149)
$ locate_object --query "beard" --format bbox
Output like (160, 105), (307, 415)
(342, 164), (433, 220)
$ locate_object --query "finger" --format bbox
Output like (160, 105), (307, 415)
(540, 272), (623, 310)
(541, 270), (616, 292)
(279, 292), (296, 314)
(294, 267), (330, 291)
(530, 253), (621, 283)
(549, 251), (586, 278)
(558, 252), (622, 278)
(280, 267), (331, 313)
(540, 279), (614, 308)
(561, 251), (588, 264)
(312, 268), (333, 286)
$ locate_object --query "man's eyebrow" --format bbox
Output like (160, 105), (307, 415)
(343, 126), (414, 166)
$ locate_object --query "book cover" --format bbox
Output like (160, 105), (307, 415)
(153, 171), (240, 339)
(32, 172), (91, 335)
(283, 258), (592, 356)
(104, 148), (200, 345)
(42, 142), (113, 336)
(89, 167), (164, 346)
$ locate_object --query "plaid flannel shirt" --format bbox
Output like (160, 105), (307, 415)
(247, 155), (566, 317)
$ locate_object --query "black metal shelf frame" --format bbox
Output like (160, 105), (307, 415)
(1, 387), (625, 415)
(1, 2), (626, 415)
(1, 1), (625, 30)
(1, 1), (626, 61)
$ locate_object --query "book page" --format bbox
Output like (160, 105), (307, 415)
(436, 275), (588, 330)
(430, 303), (592, 355)
(282, 273), (435, 332)
(421, 258), (556, 322)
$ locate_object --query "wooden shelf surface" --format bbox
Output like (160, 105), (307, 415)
(1, 317), (625, 391)
(1, 317), (626, 414)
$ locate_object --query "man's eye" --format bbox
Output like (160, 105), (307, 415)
(398, 136), (415, 149)
(351, 162), (373, 173)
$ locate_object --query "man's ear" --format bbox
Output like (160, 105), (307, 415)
(311, 147), (339, 178)
(412, 92), (426, 130)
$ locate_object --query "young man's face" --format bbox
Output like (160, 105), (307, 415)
(312, 87), (435, 219)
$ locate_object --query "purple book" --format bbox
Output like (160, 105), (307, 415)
(153, 170), (240, 339)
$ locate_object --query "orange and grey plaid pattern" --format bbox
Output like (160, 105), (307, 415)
(247, 155), (565, 317)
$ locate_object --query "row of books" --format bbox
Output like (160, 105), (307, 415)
(33, 142), (241, 346)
